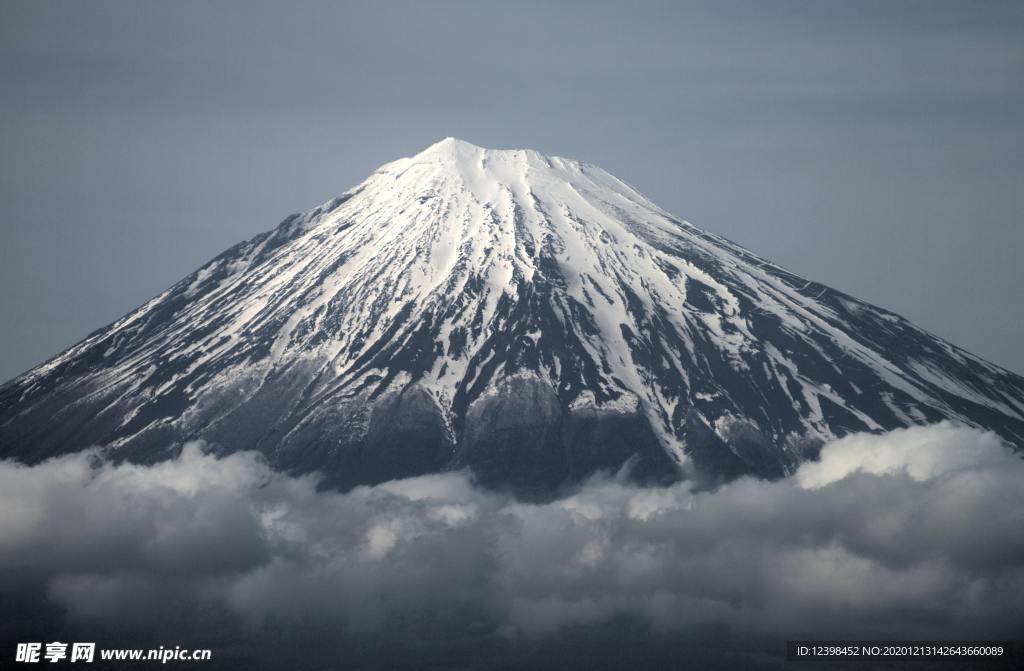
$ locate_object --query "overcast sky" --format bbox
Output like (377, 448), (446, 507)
(1, 0), (1022, 381)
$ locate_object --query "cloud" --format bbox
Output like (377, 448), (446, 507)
(1, 421), (1022, 649)
(796, 421), (1016, 487)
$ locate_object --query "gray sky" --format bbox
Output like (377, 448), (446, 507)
(1, 0), (1022, 381)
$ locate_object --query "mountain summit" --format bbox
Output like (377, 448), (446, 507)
(2, 139), (1023, 495)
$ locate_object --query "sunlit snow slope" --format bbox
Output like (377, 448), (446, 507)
(2, 138), (1023, 494)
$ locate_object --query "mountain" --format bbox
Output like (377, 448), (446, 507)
(2, 138), (1023, 496)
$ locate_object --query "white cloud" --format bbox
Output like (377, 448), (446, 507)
(796, 421), (1014, 487)
(1, 423), (1022, 646)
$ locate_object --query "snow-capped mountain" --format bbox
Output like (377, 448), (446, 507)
(2, 138), (1023, 495)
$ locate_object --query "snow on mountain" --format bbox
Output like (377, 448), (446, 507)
(2, 138), (1023, 495)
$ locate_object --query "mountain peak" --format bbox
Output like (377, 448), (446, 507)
(416, 136), (485, 159)
(371, 138), (647, 228)
(425, 136), (481, 150)
(412, 137), (552, 167)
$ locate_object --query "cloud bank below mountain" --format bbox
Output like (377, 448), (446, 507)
(2, 422), (1022, 653)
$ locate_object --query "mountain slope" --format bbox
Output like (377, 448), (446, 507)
(2, 138), (1023, 494)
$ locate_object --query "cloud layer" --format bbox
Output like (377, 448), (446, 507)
(2, 422), (1023, 648)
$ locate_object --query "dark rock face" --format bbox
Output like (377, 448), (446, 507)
(237, 382), (455, 491)
(2, 139), (1023, 496)
(354, 386), (455, 487)
(563, 397), (678, 486)
(456, 375), (568, 496)
(453, 376), (679, 498)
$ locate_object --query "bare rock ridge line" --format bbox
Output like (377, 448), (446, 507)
(2, 138), (1023, 496)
